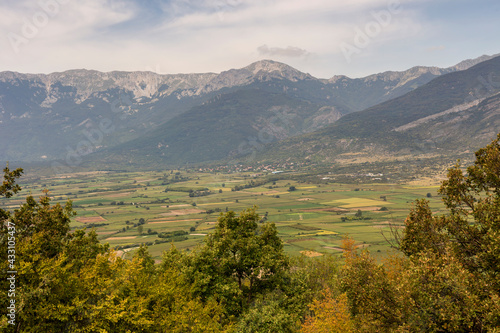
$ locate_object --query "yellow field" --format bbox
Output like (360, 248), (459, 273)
(324, 197), (392, 208)
(300, 250), (323, 257)
(401, 185), (440, 189)
(214, 188), (232, 192)
(196, 201), (234, 206)
(298, 230), (338, 237)
(315, 230), (339, 236)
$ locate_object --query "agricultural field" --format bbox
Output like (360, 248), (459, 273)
(1, 169), (446, 261)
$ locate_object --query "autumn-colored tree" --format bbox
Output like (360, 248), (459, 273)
(399, 133), (500, 330)
(0, 183), (120, 331)
(301, 290), (355, 333)
(340, 239), (405, 332)
(335, 134), (500, 332)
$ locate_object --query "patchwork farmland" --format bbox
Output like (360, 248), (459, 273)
(3, 170), (445, 260)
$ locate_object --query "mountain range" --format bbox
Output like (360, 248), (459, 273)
(256, 56), (500, 169)
(0, 53), (499, 171)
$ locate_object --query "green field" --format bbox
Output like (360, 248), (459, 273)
(1, 169), (445, 260)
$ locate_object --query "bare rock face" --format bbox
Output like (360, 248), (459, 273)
(1, 54), (493, 116)
(450, 53), (500, 71)
(326, 54), (500, 111)
(0, 60), (312, 106)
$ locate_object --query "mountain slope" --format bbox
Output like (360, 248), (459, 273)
(0, 60), (334, 163)
(325, 53), (500, 111)
(95, 89), (342, 166)
(0, 54), (496, 164)
(331, 54), (500, 138)
(254, 55), (500, 165)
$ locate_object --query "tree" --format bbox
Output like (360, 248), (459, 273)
(339, 236), (405, 332)
(0, 167), (229, 332)
(138, 225), (144, 235)
(185, 207), (289, 317)
(301, 290), (355, 333)
(398, 133), (500, 330)
(235, 292), (299, 333)
(0, 165), (23, 200)
(334, 136), (500, 332)
(0, 165), (114, 331)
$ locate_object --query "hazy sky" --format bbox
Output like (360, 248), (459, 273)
(1, 0), (499, 78)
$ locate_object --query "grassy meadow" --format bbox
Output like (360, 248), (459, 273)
(2, 169), (446, 261)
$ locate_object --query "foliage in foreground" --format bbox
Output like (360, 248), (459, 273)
(1, 170), (330, 332)
(337, 133), (500, 332)
(1, 133), (500, 332)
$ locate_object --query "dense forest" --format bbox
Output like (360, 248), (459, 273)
(1, 134), (500, 332)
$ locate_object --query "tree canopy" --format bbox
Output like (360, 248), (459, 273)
(2, 133), (500, 332)
(336, 133), (500, 332)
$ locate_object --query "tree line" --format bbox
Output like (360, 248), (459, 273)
(1, 134), (500, 332)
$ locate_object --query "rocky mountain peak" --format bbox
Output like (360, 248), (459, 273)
(242, 60), (314, 81)
(450, 53), (500, 71)
(328, 54), (500, 84)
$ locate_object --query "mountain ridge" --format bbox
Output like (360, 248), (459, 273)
(0, 53), (498, 166)
(252, 55), (500, 167)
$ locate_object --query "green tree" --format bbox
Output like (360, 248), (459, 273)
(0, 165), (23, 200)
(0, 167), (229, 332)
(0, 169), (115, 331)
(185, 207), (289, 318)
(233, 293), (298, 333)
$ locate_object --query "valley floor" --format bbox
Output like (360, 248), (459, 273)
(2, 169), (447, 260)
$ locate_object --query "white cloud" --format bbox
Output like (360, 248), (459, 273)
(257, 45), (310, 58)
(427, 45), (446, 52)
(0, 0), (496, 78)
(0, 0), (135, 57)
